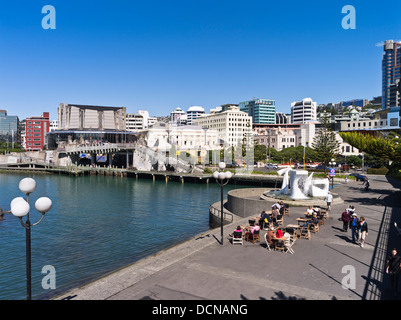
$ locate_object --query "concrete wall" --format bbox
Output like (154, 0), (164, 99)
(227, 188), (273, 218)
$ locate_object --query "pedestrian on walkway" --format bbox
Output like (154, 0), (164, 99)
(340, 210), (351, 232)
(358, 216), (368, 248)
(386, 248), (401, 297)
(349, 213), (360, 243)
(326, 192), (333, 212)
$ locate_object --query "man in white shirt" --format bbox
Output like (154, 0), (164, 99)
(326, 192), (333, 212)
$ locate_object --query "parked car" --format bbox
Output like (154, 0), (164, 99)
(349, 173), (366, 181)
(265, 163), (278, 169)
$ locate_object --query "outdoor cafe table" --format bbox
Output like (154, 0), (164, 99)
(285, 224), (301, 237)
(272, 235), (290, 251)
(296, 218), (309, 226)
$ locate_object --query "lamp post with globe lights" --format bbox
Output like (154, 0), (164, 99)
(213, 162), (232, 245)
(10, 177), (52, 300)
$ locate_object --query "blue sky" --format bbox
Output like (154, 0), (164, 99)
(0, 0), (400, 120)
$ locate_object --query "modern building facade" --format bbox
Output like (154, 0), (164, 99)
(0, 110), (19, 146)
(58, 103), (126, 131)
(238, 98), (275, 124)
(382, 40), (401, 109)
(291, 98), (317, 123)
(126, 110), (157, 131)
(193, 105), (253, 146)
(25, 112), (50, 151)
(170, 107), (186, 124)
(186, 106), (205, 125)
(275, 112), (291, 124)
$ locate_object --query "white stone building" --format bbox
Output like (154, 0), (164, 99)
(193, 105), (253, 146)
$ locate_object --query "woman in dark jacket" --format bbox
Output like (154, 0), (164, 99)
(341, 210), (351, 232)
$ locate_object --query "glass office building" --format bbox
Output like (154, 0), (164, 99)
(382, 40), (401, 109)
(238, 98), (276, 124)
(0, 110), (20, 145)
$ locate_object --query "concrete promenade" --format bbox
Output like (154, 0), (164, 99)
(55, 175), (401, 301)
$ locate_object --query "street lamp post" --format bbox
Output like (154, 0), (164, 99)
(9, 178), (52, 300)
(329, 158), (336, 190)
(213, 162), (232, 245)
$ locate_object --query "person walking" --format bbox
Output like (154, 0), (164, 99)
(386, 248), (401, 297)
(358, 216), (368, 248)
(340, 209), (351, 232)
(326, 192), (333, 213)
(349, 213), (360, 243)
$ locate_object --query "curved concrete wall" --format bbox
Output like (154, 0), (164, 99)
(227, 188), (273, 218)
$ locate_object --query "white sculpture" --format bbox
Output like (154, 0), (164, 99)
(277, 168), (329, 200)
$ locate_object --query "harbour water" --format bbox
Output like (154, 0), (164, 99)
(0, 172), (247, 300)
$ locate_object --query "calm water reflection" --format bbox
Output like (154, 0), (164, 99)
(0, 172), (248, 300)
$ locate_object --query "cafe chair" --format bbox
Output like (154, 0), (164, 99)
(310, 222), (319, 233)
(264, 233), (272, 251)
(232, 231), (243, 245)
(300, 225), (311, 240)
(276, 214), (284, 226)
(248, 219), (256, 227)
(275, 239), (286, 253)
(284, 238), (295, 254)
(246, 229), (260, 244)
(261, 219), (270, 230)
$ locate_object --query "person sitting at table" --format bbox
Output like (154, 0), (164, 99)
(302, 215), (318, 228)
(272, 205), (280, 219)
(259, 210), (271, 228)
(276, 228), (283, 238)
(305, 206), (314, 217)
(266, 227), (276, 249)
(279, 201), (287, 215)
(245, 224), (260, 241)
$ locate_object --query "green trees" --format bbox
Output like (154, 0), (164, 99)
(339, 131), (401, 162)
(311, 116), (340, 170)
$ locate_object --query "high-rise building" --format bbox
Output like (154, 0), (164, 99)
(382, 40), (401, 109)
(238, 98), (275, 124)
(170, 107), (186, 124)
(186, 106), (205, 125)
(0, 109), (20, 147)
(291, 98), (317, 123)
(25, 112), (50, 151)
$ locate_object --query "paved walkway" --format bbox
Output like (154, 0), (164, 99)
(55, 175), (401, 300)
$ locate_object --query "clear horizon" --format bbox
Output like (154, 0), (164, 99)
(1, 0), (400, 120)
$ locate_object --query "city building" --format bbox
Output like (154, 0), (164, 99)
(254, 127), (296, 151)
(389, 79), (400, 108)
(238, 98), (275, 124)
(126, 110), (157, 131)
(25, 112), (50, 151)
(48, 104), (135, 150)
(144, 122), (220, 153)
(186, 106), (205, 125)
(275, 112), (291, 124)
(193, 105), (253, 146)
(49, 120), (58, 131)
(0, 109), (20, 147)
(170, 107), (186, 124)
(291, 98), (317, 123)
(57, 103), (126, 131)
(382, 40), (401, 109)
